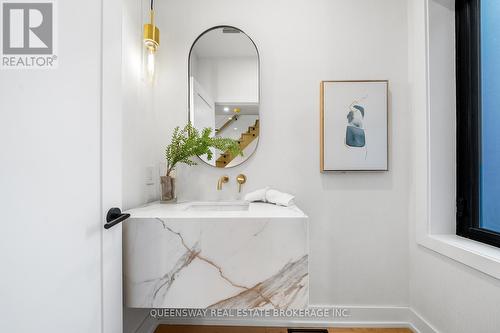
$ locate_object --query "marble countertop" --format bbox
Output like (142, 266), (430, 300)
(123, 200), (309, 308)
(125, 201), (308, 219)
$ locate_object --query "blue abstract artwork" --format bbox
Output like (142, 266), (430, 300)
(321, 81), (388, 171)
(346, 104), (366, 148)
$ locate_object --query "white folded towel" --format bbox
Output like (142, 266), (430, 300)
(265, 189), (295, 207)
(244, 187), (295, 207)
(243, 187), (269, 203)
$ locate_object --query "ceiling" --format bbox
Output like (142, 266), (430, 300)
(191, 28), (258, 58)
(215, 102), (259, 115)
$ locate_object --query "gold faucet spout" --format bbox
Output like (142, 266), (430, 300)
(217, 175), (229, 190)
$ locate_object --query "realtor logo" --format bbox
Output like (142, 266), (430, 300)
(1, 0), (57, 68)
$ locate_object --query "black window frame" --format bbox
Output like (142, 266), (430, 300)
(456, 0), (500, 248)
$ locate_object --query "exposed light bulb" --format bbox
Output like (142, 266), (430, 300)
(223, 107), (230, 112)
(142, 4), (159, 83)
(146, 49), (155, 80)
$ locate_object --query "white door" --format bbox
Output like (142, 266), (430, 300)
(190, 77), (216, 164)
(102, 0), (124, 331)
(0, 0), (124, 332)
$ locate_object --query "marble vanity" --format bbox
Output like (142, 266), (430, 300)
(123, 201), (309, 309)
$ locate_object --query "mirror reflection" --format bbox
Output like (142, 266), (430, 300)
(189, 26), (260, 168)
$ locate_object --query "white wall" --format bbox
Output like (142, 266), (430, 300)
(122, 0), (171, 331)
(152, 0), (411, 309)
(191, 78), (216, 134)
(195, 56), (259, 104)
(122, 0), (169, 211)
(408, 1), (500, 332)
(215, 57), (258, 103)
(0, 0), (103, 332)
(427, 0), (456, 235)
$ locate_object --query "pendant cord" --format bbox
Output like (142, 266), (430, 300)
(150, 0), (154, 10)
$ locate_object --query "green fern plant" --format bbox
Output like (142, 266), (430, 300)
(165, 122), (242, 176)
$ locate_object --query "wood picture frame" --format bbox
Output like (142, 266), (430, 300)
(320, 80), (389, 172)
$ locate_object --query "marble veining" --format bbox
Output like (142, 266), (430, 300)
(124, 202), (309, 309)
(208, 254), (308, 309)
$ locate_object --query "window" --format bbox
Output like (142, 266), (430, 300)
(456, 0), (500, 248)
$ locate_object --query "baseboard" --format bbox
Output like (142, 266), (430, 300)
(134, 307), (437, 333)
(407, 309), (439, 333)
(135, 314), (159, 333)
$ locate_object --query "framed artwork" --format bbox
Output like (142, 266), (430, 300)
(320, 80), (388, 171)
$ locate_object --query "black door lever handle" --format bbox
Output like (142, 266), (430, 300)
(104, 207), (130, 229)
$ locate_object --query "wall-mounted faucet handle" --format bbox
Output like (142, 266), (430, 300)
(217, 175), (229, 190)
(236, 174), (247, 193)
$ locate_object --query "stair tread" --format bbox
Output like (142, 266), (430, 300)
(216, 118), (260, 166)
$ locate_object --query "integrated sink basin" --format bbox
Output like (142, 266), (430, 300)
(123, 201), (309, 309)
(184, 202), (249, 212)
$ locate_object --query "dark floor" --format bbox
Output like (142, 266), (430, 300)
(154, 325), (413, 333)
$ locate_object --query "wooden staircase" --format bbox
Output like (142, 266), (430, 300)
(216, 119), (259, 167)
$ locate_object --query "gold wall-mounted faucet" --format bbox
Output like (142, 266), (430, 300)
(217, 175), (229, 190)
(236, 174), (247, 193)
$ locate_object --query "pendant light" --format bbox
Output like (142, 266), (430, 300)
(143, 0), (159, 81)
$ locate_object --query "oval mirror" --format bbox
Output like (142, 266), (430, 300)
(188, 26), (260, 168)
